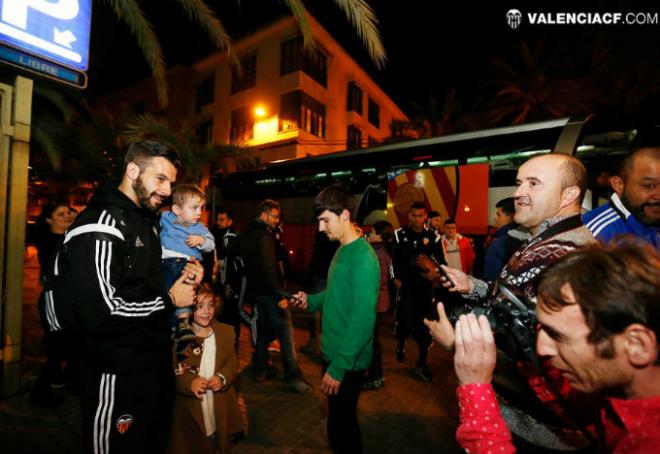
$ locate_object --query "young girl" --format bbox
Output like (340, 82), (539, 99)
(168, 285), (244, 454)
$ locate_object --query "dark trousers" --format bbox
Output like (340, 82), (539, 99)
(253, 294), (302, 382)
(367, 313), (384, 380)
(34, 292), (80, 395)
(323, 362), (365, 454)
(395, 293), (433, 367)
(81, 362), (173, 454)
(306, 277), (326, 340)
(162, 258), (191, 318)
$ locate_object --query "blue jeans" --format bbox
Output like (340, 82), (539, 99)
(253, 294), (302, 383)
(162, 258), (192, 317)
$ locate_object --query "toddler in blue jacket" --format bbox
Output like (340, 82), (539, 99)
(161, 184), (215, 344)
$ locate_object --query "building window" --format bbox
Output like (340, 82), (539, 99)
(230, 107), (254, 143)
(279, 90), (326, 138)
(280, 36), (327, 87)
(196, 120), (213, 145)
(231, 54), (257, 94)
(347, 125), (362, 149)
(347, 82), (362, 115)
(196, 75), (215, 112)
(368, 98), (380, 128)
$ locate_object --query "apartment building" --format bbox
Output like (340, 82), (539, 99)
(101, 13), (408, 172)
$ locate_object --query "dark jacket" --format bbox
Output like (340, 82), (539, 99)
(240, 218), (283, 296)
(482, 223), (522, 281)
(57, 180), (172, 373)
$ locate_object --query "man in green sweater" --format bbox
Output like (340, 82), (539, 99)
(294, 184), (380, 454)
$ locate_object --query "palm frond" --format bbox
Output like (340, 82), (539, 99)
(33, 86), (76, 123)
(99, 0), (168, 108)
(332, 0), (386, 68)
(122, 114), (179, 146)
(280, 0), (314, 49)
(173, 0), (231, 51)
(31, 123), (64, 171)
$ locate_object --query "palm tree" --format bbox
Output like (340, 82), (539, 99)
(122, 114), (244, 183)
(483, 41), (600, 126)
(406, 89), (479, 137)
(100, 0), (386, 108)
(29, 96), (129, 184)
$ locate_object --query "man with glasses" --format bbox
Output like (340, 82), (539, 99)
(241, 199), (311, 393)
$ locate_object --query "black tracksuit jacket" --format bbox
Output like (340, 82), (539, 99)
(59, 180), (173, 373)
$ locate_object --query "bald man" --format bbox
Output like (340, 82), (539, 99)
(584, 146), (659, 251)
(426, 153), (596, 450)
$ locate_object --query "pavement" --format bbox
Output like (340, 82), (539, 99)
(0, 247), (462, 453)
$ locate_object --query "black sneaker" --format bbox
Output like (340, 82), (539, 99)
(415, 365), (434, 382)
(396, 344), (406, 362)
(175, 318), (197, 343)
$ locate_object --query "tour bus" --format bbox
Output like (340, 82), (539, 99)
(214, 116), (633, 275)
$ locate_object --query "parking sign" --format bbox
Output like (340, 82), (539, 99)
(0, 0), (91, 71)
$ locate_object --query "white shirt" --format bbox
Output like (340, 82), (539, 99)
(199, 332), (216, 436)
(442, 237), (463, 270)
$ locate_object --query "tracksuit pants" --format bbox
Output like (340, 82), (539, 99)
(81, 362), (174, 454)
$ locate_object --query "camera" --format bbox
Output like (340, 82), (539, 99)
(447, 282), (539, 368)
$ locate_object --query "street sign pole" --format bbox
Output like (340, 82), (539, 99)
(0, 0), (91, 396)
(0, 75), (32, 397)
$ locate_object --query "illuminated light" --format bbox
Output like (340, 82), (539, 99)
(289, 250), (294, 255)
(386, 202), (394, 208)
(428, 160), (459, 167)
(412, 154), (433, 161)
(576, 145), (594, 152)
(253, 116), (279, 144)
(255, 105), (266, 117)
(463, 205), (471, 212)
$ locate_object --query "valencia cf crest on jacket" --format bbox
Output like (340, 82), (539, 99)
(116, 414), (133, 434)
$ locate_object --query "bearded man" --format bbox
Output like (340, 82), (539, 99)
(59, 140), (203, 453)
(584, 140), (659, 250)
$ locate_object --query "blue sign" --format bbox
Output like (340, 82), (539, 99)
(0, 43), (86, 87)
(0, 0), (91, 71)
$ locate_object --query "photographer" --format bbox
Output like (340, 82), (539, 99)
(451, 241), (660, 453)
(424, 154), (596, 450)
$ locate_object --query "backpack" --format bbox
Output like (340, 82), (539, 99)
(41, 204), (127, 333)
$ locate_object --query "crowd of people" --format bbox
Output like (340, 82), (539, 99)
(28, 133), (658, 453)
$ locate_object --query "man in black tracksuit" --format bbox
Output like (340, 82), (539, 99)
(56, 141), (201, 453)
(392, 201), (445, 382)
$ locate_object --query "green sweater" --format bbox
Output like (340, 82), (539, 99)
(308, 236), (380, 381)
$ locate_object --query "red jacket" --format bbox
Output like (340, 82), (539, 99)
(456, 384), (660, 453)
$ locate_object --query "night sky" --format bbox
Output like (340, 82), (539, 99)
(4, 0), (660, 119)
